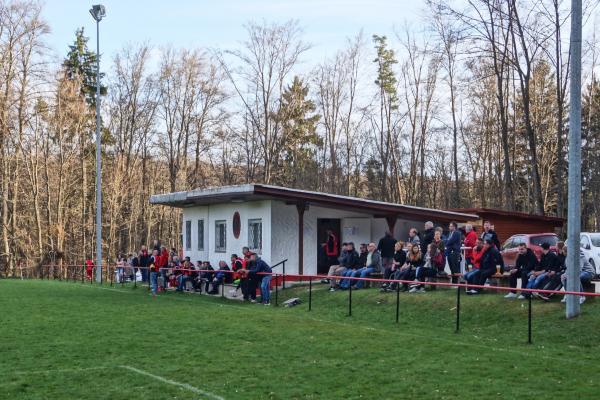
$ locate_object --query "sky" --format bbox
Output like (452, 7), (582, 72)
(42, 0), (424, 65)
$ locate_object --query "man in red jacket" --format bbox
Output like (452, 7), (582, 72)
(324, 230), (339, 267)
(463, 224), (478, 270)
(157, 246), (169, 291)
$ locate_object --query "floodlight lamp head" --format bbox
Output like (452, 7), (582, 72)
(89, 4), (106, 22)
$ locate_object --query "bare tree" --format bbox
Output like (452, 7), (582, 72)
(218, 20), (309, 184)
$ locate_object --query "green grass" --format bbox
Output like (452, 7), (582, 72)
(1, 279), (599, 399)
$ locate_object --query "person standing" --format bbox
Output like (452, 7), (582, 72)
(324, 230), (339, 267)
(138, 245), (150, 283)
(463, 224), (478, 269)
(480, 221), (500, 249)
(408, 228), (421, 247)
(446, 222), (462, 283)
(249, 253), (273, 305)
(378, 231), (397, 275)
(149, 249), (160, 296)
(421, 221), (435, 255)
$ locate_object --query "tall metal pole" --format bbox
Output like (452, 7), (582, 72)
(94, 18), (103, 283)
(566, 0), (582, 319)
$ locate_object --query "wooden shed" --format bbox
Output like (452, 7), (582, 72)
(451, 208), (565, 243)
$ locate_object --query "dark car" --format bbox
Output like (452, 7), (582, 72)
(501, 233), (559, 268)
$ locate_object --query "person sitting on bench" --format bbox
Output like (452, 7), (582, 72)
(208, 261), (231, 294)
(381, 241), (406, 290)
(328, 243), (359, 291)
(467, 238), (503, 295)
(464, 238), (484, 288)
(400, 244), (424, 291)
(524, 242), (559, 298)
(200, 261), (215, 293)
(505, 242), (538, 299)
(340, 243), (381, 290)
(560, 249), (595, 304)
(410, 243), (443, 293)
(339, 244), (365, 289)
(385, 243), (414, 292)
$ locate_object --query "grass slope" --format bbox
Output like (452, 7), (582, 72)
(1, 279), (599, 399)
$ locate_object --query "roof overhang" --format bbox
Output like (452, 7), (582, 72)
(450, 207), (565, 225)
(150, 184), (479, 222)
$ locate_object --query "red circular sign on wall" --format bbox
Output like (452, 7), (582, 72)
(232, 212), (241, 239)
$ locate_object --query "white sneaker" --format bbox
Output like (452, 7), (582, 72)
(517, 295), (526, 300)
(504, 292), (518, 299)
(417, 288), (426, 293)
(580, 296), (586, 304)
(561, 297), (567, 303)
(409, 287), (419, 293)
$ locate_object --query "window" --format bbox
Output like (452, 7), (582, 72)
(215, 220), (226, 253)
(248, 219), (262, 253)
(512, 236), (527, 246)
(185, 221), (191, 250)
(589, 234), (600, 248)
(530, 235), (558, 247)
(197, 220), (204, 251)
(502, 238), (514, 250)
(581, 235), (591, 250)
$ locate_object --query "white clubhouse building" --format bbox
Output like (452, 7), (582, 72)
(150, 184), (477, 275)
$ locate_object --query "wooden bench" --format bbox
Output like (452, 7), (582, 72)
(364, 272), (383, 288)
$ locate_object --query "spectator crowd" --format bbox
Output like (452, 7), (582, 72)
(321, 220), (594, 303)
(98, 220), (594, 306)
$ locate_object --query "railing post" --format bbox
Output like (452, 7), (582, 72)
(395, 282), (400, 323)
(274, 274), (278, 307)
(308, 277), (312, 312)
(528, 294), (532, 344)
(348, 283), (352, 317)
(82, 266), (84, 284)
(455, 285), (461, 333)
(282, 261), (286, 290)
(110, 266), (113, 286)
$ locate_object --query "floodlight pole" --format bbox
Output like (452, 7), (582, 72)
(92, 6), (105, 283)
(566, 0), (582, 319)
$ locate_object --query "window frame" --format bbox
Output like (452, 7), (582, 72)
(248, 218), (263, 254)
(197, 219), (205, 251)
(185, 220), (192, 251)
(215, 220), (227, 253)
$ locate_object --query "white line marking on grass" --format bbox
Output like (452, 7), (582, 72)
(120, 365), (225, 400)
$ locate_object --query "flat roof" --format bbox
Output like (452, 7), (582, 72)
(150, 184), (478, 222)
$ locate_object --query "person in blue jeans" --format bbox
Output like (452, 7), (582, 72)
(560, 249), (595, 304)
(525, 242), (559, 297)
(149, 260), (159, 296)
(249, 253), (273, 305)
(340, 243), (382, 290)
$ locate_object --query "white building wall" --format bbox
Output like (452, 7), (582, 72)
(271, 202), (373, 276)
(182, 199), (451, 275)
(182, 200), (272, 267)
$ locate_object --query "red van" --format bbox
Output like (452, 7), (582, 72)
(500, 233), (559, 268)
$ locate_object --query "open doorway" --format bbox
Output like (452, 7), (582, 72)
(317, 218), (341, 274)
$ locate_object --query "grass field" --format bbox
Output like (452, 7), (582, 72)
(1, 279), (600, 399)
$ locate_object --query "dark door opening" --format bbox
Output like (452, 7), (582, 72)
(317, 218), (341, 274)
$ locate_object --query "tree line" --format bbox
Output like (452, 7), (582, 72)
(1, 0), (599, 274)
